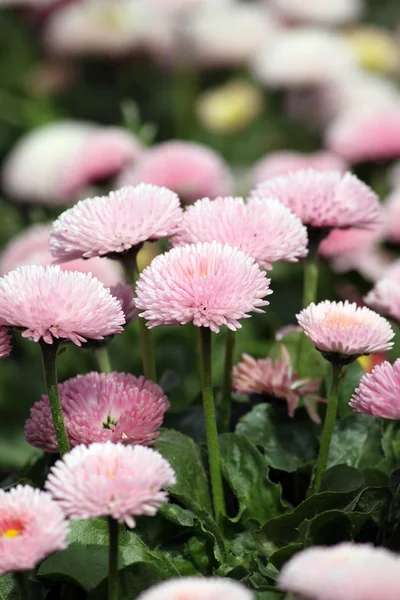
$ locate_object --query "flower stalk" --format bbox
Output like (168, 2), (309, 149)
(95, 347), (112, 373)
(107, 517), (119, 600)
(220, 328), (235, 433)
(13, 571), (29, 600)
(40, 341), (70, 456)
(199, 326), (226, 528)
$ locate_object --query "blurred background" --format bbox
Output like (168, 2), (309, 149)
(1, 0), (400, 477)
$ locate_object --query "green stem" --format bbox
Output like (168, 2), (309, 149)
(40, 342), (70, 456)
(107, 517), (119, 600)
(313, 362), (343, 494)
(13, 572), (29, 600)
(199, 327), (225, 528)
(220, 329), (235, 433)
(95, 347), (112, 373)
(303, 254), (319, 307)
(122, 255), (157, 382)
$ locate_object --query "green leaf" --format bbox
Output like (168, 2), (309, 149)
(0, 575), (17, 600)
(320, 465), (364, 493)
(337, 362), (365, 418)
(382, 422), (400, 472)
(236, 404), (319, 472)
(155, 429), (212, 514)
(268, 544), (303, 570)
(38, 519), (183, 592)
(299, 510), (354, 546)
(219, 433), (287, 525)
(328, 414), (384, 472)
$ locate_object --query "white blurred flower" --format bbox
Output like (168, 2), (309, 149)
(269, 0), (363, 25)
(253, 28), (356, 88)
(2, 121), (142, 205)
(186, 0), (278, 67)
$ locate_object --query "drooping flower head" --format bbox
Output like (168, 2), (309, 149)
(296, 300), (394, 363)
(278, 543), (400, 600)
(25, 372), (169, 452)
(269, 0), (363, 25)
(45, 442), (176, 527)
(232, 345), (324, 423)
(0, 265), (125, 345)
(364, 278), (400, 324)
(49, 184), (182, 263)
(0, 328), (12, 359)
(2, 121), (142, 205)
(137, 577), (254, 600)
(350, 359), (400, 419)
(172, 196), (308, 269)
(0, 223), (123, 286)
(118, 141), (232, 204)
(251, 170), (381, 247)
(251, 151), (347, 187)
(136, 242), (272, 333)
(0, 485), (68, 575)
(326, 108), (400, 164)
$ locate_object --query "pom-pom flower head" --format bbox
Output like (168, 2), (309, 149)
(278, 543), (400, 600)
(49, 184), (182, 263)
(118, 141), (232, 203)
(232, 345), (324, 423)
(0, 265), (125, 345)
(137, 577), (254, 600)
(350, 359), (400, 419)
(251, 170), (381, 242)
(45, 442), (176, 527)
(364, 278), (400, 324)
(296, 300), (394, 362)
(172, 196), (308, 269)
(25, 372), (170, 452)
(0, 485), (68, 575)
(135, 242), (272, 333)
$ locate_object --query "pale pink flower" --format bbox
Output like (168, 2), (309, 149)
(172, 196), (308, 269)
(136, 242), (272, 333)
(110, 283), (137, 324)
(269, 0), (363, 25)
(232, 345), (324, 423)
(326, 245), (392, 282)
(118, 141), (232, 204)
(364, 278), (400, 324)
(45, 442), (176, 527)
(2, 121), (142, 205)
(350, 359), (400, 419)
(137, 577), (253, 600)
(297, 300), (394, 359)
(0, 328), (12, 359)
(251, 170), (381, 233)
(326, 108), (400, 163)
(0, 485), (68, 575)
(49, 184), (182, 263)
(384, 188), (400, 244)
(278, 543), (400, 600)
(251, 151), (347, 186)
(0, 265), (125, 345)
(25, 372), (169, 452)
(0, 223), (123, 286)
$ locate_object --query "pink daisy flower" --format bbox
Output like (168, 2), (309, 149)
(0, 328), (12, 359)
(384, 188), (400, 245)
(45, 442), (176, 527)
(364, 278), (400, 324)
(118, 141), (232, 204)
(0, 485), (68, 575)
(2, 121), (142, 205)
(135, 242), (272, 333)
(137, 577), (254, 600)
(350, 359), (400, 419)
(110, 283), (137, 324)
(326, 108), (400, 163)
(297, 300), (394, 361)
(251, 170), (381, 234)
(278, 543), (400, 600)
(232, 345), (324, 423)
(172, 196), (308, 269)
(0, 265), (125, 345)
(25, 372), (169, 452)
(0, 223), (123, 286)
(49, 184), (182, 263)
(319, 226), (382, 259)
(251, 151), (347, 186)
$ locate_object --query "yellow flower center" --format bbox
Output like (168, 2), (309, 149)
(2, 528), (21, 539)
(324, 313), (361, 329)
